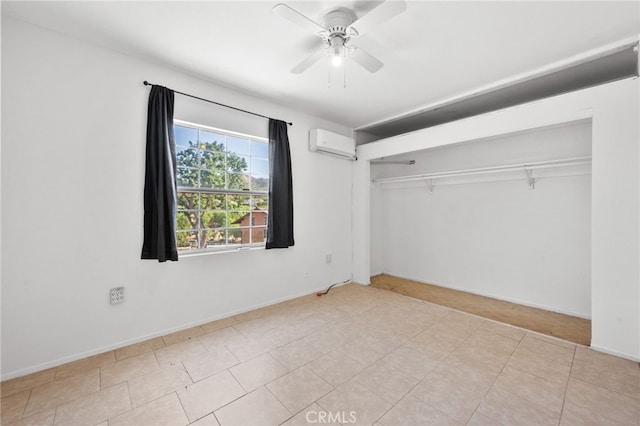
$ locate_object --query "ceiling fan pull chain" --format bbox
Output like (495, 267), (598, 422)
(343, 63), (347, 89)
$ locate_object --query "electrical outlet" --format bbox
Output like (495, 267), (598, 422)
(110, 287), (125, 305)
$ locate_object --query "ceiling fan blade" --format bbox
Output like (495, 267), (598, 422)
(272, 3), (327, 35)
(350, 46), (384, 73)
(291, 49), (326, 74)
(348, 0), (406, 36)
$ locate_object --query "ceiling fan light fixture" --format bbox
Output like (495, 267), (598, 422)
(329, 35), (345, 67)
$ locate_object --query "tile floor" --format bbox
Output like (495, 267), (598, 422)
(1, 284), (638, 425)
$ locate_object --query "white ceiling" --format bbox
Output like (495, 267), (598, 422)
(3, 1), (639, 129)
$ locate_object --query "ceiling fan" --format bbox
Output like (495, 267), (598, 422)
(272, 0), (406, 74)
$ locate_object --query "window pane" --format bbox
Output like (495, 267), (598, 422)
(200, 150), (225, 173)
(251, 140), (268, 159)
(227, 153), (249, 174)
(227, 136), (250, 156)
(251, 158), (269, 176)
(177, 230), (198, 250)
(177, 167), (199, 188)
(177, 211), (198, 230)
(201, 211), (226, 228)
(251, 176), (269, 192)
(200, 170), (225, 189)
(200, 130), (225, 149)
(228, 228), (243, 245)
(201, 193), (225, 211)
(176, 148), (198, 168)
(177, 192), (200, 210)
(174, 123), (269, 252)
(201, 229), (226, 246)
(253, 196), (269, 210)
(175, 126), (198, 148)
(251, 227), (267, 244)
(227, 173), (249, 190)
(228, 194), (251, 211)
(251, 211), (268, 226)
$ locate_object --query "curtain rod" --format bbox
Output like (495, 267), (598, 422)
(143, 81), (292, 126)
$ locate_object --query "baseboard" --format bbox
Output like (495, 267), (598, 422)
(590, 344), (640, 363)
(1, 279), (351, 382)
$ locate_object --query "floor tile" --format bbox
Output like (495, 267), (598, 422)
(269, 339), (324, 370)
(525, 331), (577, 349)
(200, 316), (239, 333)
(381, 342), (442, 379)
(481, 320), (526, 341)
(426, 358), (498, 396)
(100, 351), (159, 388)
(411, 324), (470, 358)
(476, 387), (560, 426)
(261, 323), (308, 348)
(307, 350), (366, 387)
(352, 360), (419, 404)
(228, 353), (288, 392)
(378, 395), (459, 426)
(53, 382), (130, 425)
(339, 335), (390, 366)
(162, 326), (206, 346)
(115, 337), (165, 361)
(571, 346), (640, 400)
(128, 364), (192, 407)
(266, 367), (333, 414)
(5, 284), (640, 426)
(225, 335), (278, 362)
(54, 351), (115, 381)
(447, 333), (516, 373)
(317, 380), (393, 426)
(6, 409), (55, 426)
(281, 403), (340, 426)
(109, 392), (188, 426)
(23, 369), (100, 417)
(563, 377), (639, 425)
(197, 326), (243, 351)
(293, 314), (331, 335)
(1, 369), (56, 398)
(507, 339), (574, 384)
(182, 345), (239, 383)
(466, 410), (502, 426)
(1, 390), (30, 424)
(190, 413), (220, 425)
(154, 339), (207, 366)
(214, 387), (291, 426)
(491, 365), (566, 415)
(178, 370), (246, 422)
(411, 369), (485, 423)
(302, 327), (353, 355)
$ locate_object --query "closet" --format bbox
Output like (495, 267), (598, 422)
(370, 120), (592, 318)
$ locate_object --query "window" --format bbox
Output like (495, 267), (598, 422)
(174, 120), (269, 253)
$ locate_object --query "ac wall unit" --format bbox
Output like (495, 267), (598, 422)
(309, 129), (356, 160)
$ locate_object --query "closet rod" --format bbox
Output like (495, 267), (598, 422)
(372, 156), (591, 184)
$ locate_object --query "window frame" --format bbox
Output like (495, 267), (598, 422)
(174, 119), (269, 256)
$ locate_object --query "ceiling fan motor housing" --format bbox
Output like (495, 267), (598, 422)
(323, 9), (355, 36)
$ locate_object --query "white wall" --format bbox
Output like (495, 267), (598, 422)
(355, 78), (639, 361)
(371, 122), (592, 317)
(1, 17), (353, 379)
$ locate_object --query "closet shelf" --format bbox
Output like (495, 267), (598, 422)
(372, 156), (591, 189)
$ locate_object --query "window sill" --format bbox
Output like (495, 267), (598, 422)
(178, 245), (265, 258)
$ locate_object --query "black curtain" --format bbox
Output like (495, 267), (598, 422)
(141, 85), (179, 262)
(266, 119), (294, 249)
